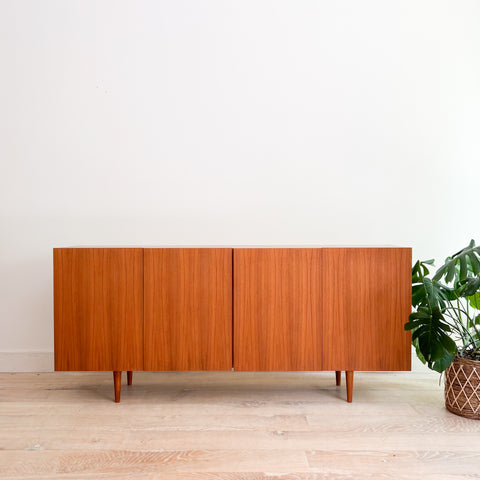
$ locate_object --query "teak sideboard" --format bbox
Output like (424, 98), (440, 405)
(53, 247), (412, 403)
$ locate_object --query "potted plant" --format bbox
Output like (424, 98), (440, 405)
(405, 240), (480, 419)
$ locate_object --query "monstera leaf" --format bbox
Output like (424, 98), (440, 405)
(405, 306), (457, 372)
(412, 274), (451, 311)
(412, 259), (434, 284)
(433, 239), (480, 283)
(456, 276), (480, 297)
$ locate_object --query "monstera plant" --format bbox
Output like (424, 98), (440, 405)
(405, 240), (480, 372)
(405, 240), (480, 419)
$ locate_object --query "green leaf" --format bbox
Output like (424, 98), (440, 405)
(434, 263), (448, 282)
(433, 240), (480, 284)
(408, 307), (431, 321)
(431, 352), (456, 373)
(412, 260), (422, 279)
(430, 339), (448, 361)
(469, 253), (480, 275)
(459, 256), (468, 281)
(404, 305), (454, 372)
(446, 260), (456, 284)
(457, 277), (480, 297)
(423, 278), (437, 308)
(441, 285), (458, 302)
(467, 293), (480, 309)
(412, 284), (426, 307)
(437, 321), (452, 333)
(451, 239), (476, 258)
(439, 333), (457, 352)
(412, 338), (426, 364)
(422, 278), (449, 311)
(412, 259), (435, 283)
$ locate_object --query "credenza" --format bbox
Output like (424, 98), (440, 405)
(53, 247), (411, 402)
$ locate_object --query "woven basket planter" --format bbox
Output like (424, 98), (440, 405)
(445, 357), (480, 420)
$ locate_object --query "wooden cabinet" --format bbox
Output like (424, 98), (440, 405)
(54, 246), (411, 403)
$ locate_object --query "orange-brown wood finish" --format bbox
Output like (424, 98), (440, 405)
(234, 249), (323, 371)
(54, 248), (144, 371)
(335, 371), (341, 386)
(113, 371), (122, 403)
(321, 248), (411, 371)
(127, 371), (133, 386)
(346, 371), (354, 403)
(144, 248), (232, 371)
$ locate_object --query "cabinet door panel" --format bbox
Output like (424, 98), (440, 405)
(144, 248), (232, 371)
(54, 248), (144, 371)
(322, 248), (411, 371)
(234, 249), (323, 371)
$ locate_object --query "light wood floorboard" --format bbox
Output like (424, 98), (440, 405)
(0, 372), (479, 479)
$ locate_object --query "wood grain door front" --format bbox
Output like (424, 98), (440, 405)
(54, 248), (144, 371)
(234, 249), (323, 371)
(322, 248), (411, 371)
(144, 248), (232, 371)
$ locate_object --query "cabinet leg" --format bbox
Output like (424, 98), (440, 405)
(113, 371), (122, 403)
(345, 370), (354, 403)
(127, 371), (133, 386)
(335, 371), (341, 386)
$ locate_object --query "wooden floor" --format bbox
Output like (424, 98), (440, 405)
(1, 371), (479, 479)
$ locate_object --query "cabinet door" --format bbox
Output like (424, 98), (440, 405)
(54, 248), (144, 371)
(322, 248), (411, 371)
(234, 249), (323, 371)
(144, 248), (232, 371)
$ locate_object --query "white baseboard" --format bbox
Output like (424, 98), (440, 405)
(0, 352), (54, 372)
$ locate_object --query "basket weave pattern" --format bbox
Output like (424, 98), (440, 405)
(445, 357), (480, 420)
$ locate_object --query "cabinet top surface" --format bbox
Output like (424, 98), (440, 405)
(54, 245), (411, 249)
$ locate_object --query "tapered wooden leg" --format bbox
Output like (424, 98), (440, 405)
(127, 371), (133, 386)
(113, 371), (122, 403)
(345, 370), (354, 403)
(335, 371), (341, 386)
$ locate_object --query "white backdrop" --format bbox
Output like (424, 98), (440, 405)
(1, 0), (479, 371)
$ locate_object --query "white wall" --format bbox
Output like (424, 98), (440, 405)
(1, 0), (479, 371)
